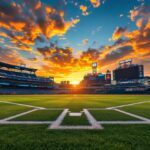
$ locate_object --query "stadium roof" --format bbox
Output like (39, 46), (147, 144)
(0, 62), (37, 72)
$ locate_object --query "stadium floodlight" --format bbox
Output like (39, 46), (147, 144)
(92, 62), (97, 67)
(92, 62), (97, 74)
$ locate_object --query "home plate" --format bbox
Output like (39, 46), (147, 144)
(69, 112), (82, 116)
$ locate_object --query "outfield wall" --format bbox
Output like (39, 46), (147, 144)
(0, 87), (149, 94)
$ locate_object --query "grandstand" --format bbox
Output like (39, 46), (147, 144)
(0, 62), (54, 89)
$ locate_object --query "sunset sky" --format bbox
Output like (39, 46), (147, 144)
(0, 0), (150, 83)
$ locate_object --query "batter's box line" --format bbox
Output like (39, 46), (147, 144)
(50, 126), (102, 130)
(48, 108), (103, 130)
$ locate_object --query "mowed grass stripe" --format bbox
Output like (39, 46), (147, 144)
(0, 103), (31, 119)
(0, 95), (149, 111)
(121, 102), (150, 119)
(12, 110), (63, 121)
(90, 110), (140, 121)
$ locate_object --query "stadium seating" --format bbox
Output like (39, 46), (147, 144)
(0, 62), (54, 88)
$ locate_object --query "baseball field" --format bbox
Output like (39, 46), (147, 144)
(0, 95), (150, 150)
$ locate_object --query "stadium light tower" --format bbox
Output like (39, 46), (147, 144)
(92, 62), (97, 74)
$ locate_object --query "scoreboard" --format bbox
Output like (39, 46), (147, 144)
(113, 65), (144, 81)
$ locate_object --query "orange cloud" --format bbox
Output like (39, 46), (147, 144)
(0, 47), (25, 64)
(34, 1), (41, 10)
(80, 5), (89, 16)
(0, 3), (150, 83)
(0, 0), (79, 51)
(112, 27), (127, 40)
(89, 0), (100, 8)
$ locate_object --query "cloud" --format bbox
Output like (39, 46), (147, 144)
(37, 45), (77, 66)
(136, 18), (147, 29)
(100, 46), (134, 65)
(82, 39), (89, 45)
(80, 5), (89, 16)
(28, 57), (38, 62)
(124, 6), (150, 56)
(119, 14), (124, 18)
(89, 0), (101, 8)
(80, 48), (100, 62)
(0, 47), (25, 64)
(112, 27), (127, 40)
(101, 5), (150, 72)
(0, 0), (79, 51)
(0, 2), (150, 82)
(129, 5), (150, 21)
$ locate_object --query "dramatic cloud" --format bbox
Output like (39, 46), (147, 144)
(37, 45), (78, 66)
(37, 44), (102, 78)
(36, 2), (150, 79)
(0, 0), (79, 51)
(125, 6), (150, 55)
(0, 2), (150, 82)
(100, 46), (134, 65)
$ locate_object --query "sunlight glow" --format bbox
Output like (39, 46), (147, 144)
(71, 81), (80, 85)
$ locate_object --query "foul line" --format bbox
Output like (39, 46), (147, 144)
(114, 109), (150, 122)
(0, 100), (46, 110)
(107, 100), (150, 110)
(0, 109), (39, 122)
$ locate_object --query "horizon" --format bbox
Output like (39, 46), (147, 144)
(0, 0), (150, 83)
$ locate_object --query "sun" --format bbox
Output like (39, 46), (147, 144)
(71, 81), (80, 85)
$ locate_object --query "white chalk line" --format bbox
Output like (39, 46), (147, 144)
(0, 101), (65, 125)
(49, 109), (103, 130)
(107, 100), (150, 110)
(83, 100), (150, 110)
(86, 108), (107, 110)
(114, 109), (150, 122)
(0, 100), (69, 111)
(0, 100), (150, 128)
(98, 121), (150, 124)
(49, 109), (69, 129)
(0, 121), (53, 124)
(50, 126), (100, 130)
(0, 100), (46, 110)
(0, 109), (39, 122)
(84, 109), (103, 129)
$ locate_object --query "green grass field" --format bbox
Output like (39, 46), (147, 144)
(62, 113), (89, 125)
(0, 103), (31, 119)
(0, 94), (150, 150)
(12, 110), (63, 121)
(89, 110), (139, 121)
(0, 95), (149, 111)
(121, 102), (150, 119)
